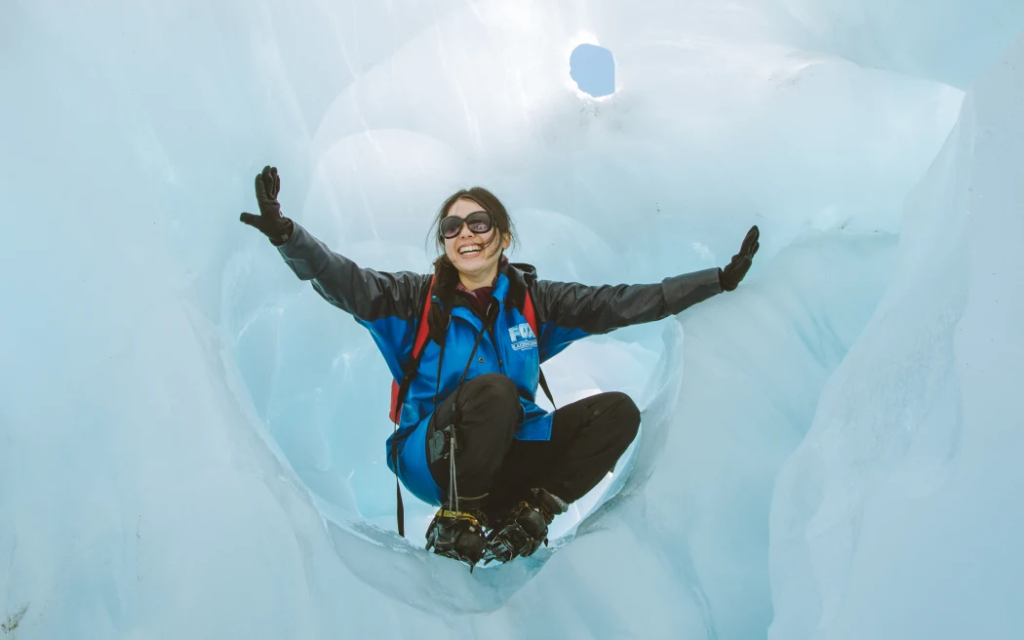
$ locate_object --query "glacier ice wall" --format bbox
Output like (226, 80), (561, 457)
(1, 0), (1022, 638)
(768, 32), (1024, 640)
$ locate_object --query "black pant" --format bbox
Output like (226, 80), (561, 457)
(426, 373), (641, 520)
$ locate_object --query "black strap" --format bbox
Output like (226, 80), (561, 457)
(440, 308), (492, 511)
(538, 368), (555, 409)
(396, 470), (405, 537)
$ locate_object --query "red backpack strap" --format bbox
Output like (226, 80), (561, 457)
(522, 289), (538, 337)
(391, 276), (436, 537)
(523, 290), (556, 409)
(389, 276), (435, 424)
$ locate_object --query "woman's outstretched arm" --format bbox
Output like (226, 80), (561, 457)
(241, 165), (428, 321)
(530, 226), (759, 361)
(274, 222), (429, 322)
(240, 166), (429, 376)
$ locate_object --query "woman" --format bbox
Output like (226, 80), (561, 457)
(241, 166), (759, 568)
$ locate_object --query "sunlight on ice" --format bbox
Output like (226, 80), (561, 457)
(1, 0), (1023, 638)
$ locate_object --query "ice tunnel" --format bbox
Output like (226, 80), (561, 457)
(2, 0), (1024, 638)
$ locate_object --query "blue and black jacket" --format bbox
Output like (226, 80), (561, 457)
(275, 221), (723, 505)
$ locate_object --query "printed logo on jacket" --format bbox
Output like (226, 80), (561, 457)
(508, 323), (538, 351)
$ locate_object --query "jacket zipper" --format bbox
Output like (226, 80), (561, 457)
(451, 302), (505, 374)
(488, 324), (506, 374)
(484, 299), (507, 374)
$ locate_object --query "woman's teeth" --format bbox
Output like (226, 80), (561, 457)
(459, 246), (481, 255)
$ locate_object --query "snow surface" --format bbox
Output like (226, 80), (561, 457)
(1, 1), (1022, 638)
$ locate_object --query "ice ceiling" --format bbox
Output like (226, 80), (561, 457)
(2, 1), (1023, 638)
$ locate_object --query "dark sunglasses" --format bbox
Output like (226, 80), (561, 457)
(439, 211), (493, 239)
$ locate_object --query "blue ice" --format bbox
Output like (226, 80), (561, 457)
(2, 1), (1023, 638)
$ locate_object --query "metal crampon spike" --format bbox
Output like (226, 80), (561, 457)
(424, 508), (487, 569)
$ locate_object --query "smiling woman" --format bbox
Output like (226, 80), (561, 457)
(240, 165), (758, 569)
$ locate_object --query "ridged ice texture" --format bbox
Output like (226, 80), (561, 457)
(1, 1), (1021, 638)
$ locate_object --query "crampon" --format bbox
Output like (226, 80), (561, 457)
(482, 488), (568, 566)
(424, 508), (488, 571)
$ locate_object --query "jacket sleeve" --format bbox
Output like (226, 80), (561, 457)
(530, 268), (723, 362)
(275, 221), (430, 379)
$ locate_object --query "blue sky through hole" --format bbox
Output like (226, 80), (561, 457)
(570, 43), (615, 97)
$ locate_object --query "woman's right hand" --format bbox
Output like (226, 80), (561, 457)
(240, 165), (294, 245)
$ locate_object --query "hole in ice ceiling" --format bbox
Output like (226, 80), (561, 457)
(570, 43), (615, 98)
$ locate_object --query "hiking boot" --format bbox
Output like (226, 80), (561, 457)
(425, 508), (488, 571)
(483, 488), (569, 564)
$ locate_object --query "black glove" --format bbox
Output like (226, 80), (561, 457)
(240, 165), (294, 245)
(719, 225), (759, 291)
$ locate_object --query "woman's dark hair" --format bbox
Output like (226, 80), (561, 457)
(426, 187), (517, 345)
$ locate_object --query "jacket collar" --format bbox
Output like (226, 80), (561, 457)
(449, 262), (535, 328)
(447, 256), (534, 307)
(501, 261), (537, 313)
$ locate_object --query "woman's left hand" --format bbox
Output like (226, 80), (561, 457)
(719, 226), (760, 291)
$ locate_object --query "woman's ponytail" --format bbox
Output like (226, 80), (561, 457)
(427, 255), (459, 346)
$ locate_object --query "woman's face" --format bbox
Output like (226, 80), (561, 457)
(443, 198), (510, 281)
